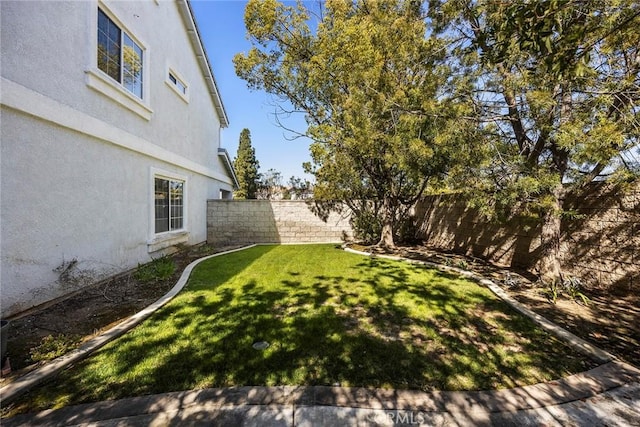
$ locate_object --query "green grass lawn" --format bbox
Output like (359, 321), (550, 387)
(10, 244), (593, 413)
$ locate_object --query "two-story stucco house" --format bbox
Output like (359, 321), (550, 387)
(0, 0), (238, 317)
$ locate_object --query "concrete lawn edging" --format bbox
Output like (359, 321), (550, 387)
(0, 245), (258, 404)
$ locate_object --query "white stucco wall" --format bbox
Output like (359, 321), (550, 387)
(0, 0), (233, 316)
(0, 0), (226, 168)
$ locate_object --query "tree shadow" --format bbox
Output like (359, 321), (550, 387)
(413, 194), (541, 272)
(560, 183), (638, 293)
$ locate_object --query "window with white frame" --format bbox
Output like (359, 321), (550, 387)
(154, 177), (184, 233)
(166, 67), (189, 102)
(168, 71), (187, 95)
(97, 8), (144, 99)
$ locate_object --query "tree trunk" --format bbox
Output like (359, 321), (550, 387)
(377, 196), (396, 249)
(537, 84), (571, 283)
(379, 219), (395, 249)
(537, 185), (564, 283)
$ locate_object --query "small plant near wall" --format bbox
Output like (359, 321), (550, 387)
(442, 257), (454, 267)
(542, 280), (562, 304)
(560, 209), (587, 221)
(456, 259), (469, 270)
(563, 276), (590, 305)
(133, 256), (176, 284)
(503, 272), (521, 288)
(30, 334), (81, 362)
(541, 275), (590, 306)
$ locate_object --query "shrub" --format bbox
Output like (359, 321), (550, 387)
(541, 275), (590, 305)
(134, 256), (176, 284)
(350, 208), (418, 245)
(350, 210), (383, 245)
(30, 334), (81, 362)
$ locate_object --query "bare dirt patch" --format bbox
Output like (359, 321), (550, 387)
(506, 287), (640, 366)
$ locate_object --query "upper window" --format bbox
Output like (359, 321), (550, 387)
(97, 8), (143, 99)
(166, 68), (189, 103)
(169, 72), (187, 95)
(155, 177), (184, 233)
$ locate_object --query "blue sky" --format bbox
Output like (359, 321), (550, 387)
(190, 0), (313, 182)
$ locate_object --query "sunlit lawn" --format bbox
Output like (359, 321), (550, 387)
(10, 244), (593, 414)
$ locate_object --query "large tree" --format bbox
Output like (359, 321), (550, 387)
(431, 0), (640, 280)
(234, 0), (465, 248)
(233, 128), (260, 199)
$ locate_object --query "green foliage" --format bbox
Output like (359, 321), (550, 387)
(562, 276), (591, 306)
(257, 168), (283, 199)
(395, 215), (419, 244)
(560, 209), (587, 221)
(233, 128), (260, 199)
(541, 275), (590, 306)
(456, 259), (469, 270)
(350, 206), (382, 245)
(434, 0), (640, 193)
(235, 0), (639, 268)
(286, 176), (312, 200)
(133, 256), (175, 284)
(542, 280), (562, 304)
(30, 334), (81, 362)
(235, 0), (470, 246)
(431, 0), (640, 277)
(338, 199), (417, 245)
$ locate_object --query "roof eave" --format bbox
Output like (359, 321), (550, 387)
(176, 0), (230, 128)
(218, 148), (239, 190)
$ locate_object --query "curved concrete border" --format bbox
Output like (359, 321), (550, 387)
(0, 245), (257, 403)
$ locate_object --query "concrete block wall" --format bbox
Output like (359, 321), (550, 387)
(207, 184), (637, 292)
(413, 195), (542, 268)
(559, 183), (639, 291)
(207, 200), (353, 246)
(414, 182), (639, 291)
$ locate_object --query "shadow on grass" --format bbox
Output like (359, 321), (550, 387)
(11, 245), (595, 413)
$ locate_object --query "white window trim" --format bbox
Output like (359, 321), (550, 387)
(87, 1), (152, 120)
(148, 168), (189, 252)
(165, 66), (190, 103)
(86, 70), (153, 120)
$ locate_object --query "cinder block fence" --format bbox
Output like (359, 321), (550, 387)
(207, 200), (353, 246)
(414, 182), (638, 291)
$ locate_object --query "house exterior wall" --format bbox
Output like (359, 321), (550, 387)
(1, 0), (234, 317)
